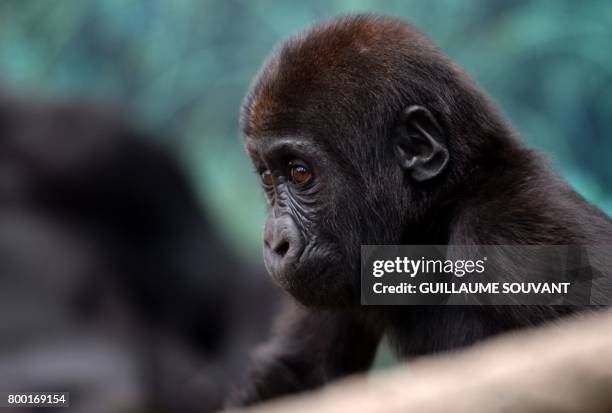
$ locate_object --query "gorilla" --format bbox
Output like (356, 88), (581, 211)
(0, 91), (279, 412)
(232, 14), (612, 404)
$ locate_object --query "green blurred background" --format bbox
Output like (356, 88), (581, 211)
(1, 0), (611, 263)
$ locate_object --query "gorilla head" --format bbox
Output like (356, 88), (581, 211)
(240, 15), (511, 306)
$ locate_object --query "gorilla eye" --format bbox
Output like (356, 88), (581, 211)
(289, 163), (312, 185)
(260, 170), (274, 187)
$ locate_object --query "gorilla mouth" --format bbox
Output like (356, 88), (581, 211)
(268, 245), (355, 307)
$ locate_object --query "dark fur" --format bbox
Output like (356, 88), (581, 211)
(233, 14), (612, 405)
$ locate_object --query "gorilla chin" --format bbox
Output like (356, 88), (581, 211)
(264, 248), (355, 308)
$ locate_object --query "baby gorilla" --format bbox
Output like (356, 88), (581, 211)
(233, 14), (612, 404)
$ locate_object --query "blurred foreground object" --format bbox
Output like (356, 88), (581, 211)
(0, 90), (279, 412)
(232, 308), (612, 413)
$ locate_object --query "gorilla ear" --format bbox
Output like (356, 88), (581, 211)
(394, 105), (449, 182)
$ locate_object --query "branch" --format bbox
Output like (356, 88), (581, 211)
(227, 309), (612, 413)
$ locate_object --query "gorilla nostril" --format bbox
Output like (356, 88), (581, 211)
(274, 240), (290, 257)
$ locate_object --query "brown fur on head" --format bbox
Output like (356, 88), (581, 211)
(241, 14), (511, 183)
(242, 15), (441, 136)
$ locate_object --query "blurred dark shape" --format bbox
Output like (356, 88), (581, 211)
(0, 90), (280, 412)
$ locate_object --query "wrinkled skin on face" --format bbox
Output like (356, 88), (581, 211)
(243, 130), (410, 306)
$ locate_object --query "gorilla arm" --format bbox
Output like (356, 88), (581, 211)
(230, 299), (384, 406)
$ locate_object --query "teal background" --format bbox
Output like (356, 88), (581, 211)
(1, 0), (611, 262)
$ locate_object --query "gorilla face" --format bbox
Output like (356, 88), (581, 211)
(241, 103), (451, 309)
(243, 127), (423, 307)
(244, 135), (356, 306)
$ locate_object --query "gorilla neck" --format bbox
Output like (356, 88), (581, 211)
(455, 147), (612, 245)
(387, 138), (612, 358)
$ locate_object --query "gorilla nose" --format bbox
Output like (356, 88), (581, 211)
(263, 215), (303, 265)
(270, 238), (290, 257)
